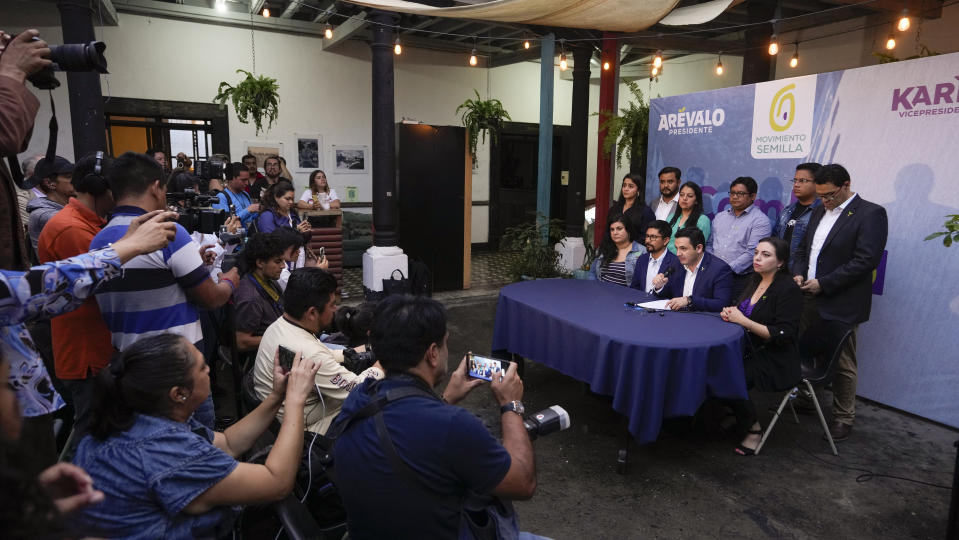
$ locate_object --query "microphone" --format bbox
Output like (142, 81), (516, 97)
(648, 266), (675, 294)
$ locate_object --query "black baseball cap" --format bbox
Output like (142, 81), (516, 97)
(23, 155), (74, 189)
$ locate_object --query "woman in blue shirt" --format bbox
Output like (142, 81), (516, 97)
(71, 333), (321, 539)
(588, 214), (646, 286)
(257, 181), (312, 238)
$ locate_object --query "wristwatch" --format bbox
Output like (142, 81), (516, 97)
(500, 400), (525, 417)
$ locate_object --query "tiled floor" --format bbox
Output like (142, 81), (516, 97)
(341, 250), (519, 300)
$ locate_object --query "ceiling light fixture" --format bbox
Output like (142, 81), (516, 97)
(262, 7), (270, 17)
(789, 42), (799, 68)
(715, 54), (724, 76)
(324, 23), (333, 39)
(897, 10), (910, 32)
(469, 47), (478, 66)
(394, 36), (402, 55)
(768, 34), (779, 56)
(215, 0), (226, 13)
(652, 50), (663, 68)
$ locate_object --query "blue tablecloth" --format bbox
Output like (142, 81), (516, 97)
(492, 279), (748, 444)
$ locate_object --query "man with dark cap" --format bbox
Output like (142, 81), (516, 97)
(25, 155), (74, 251)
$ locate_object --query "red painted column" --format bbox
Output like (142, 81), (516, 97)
(593, 32), (619, 248)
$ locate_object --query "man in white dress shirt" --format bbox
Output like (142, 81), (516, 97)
(651, 167), (681, 221)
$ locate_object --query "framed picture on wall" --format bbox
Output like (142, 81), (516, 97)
(244, 140), (284, 172)
(295, 133), (323, 172)
(332, 145), (368, 174)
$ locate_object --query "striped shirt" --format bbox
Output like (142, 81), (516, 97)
(600, 261), (628, 286)
(90, 206), (208, 350)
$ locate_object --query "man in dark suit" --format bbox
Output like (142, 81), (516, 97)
(630, 220), (682, 293)
(792, 163), (888, 442)
(656, 227), (734, 312)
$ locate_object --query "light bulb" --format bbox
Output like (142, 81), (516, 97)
(715, 61), (724, 75)
(603, 60), (610, 71)
(394, 37), (402, 55)
(651, 65), (659, 77)
(523, 40), (530, 50)
(215, 0), (226, 13)
(324, 24), (333, 39)
(559, 53), (568, 71)
(789, 53), (799, 68)
(897, 14), (910, 32)
(262, 8), (270, 17)
(652, 51), (662, 68)
(768, 35), (779, 56)
(469, 48), (478, 66)
(885, 34), (896, 50)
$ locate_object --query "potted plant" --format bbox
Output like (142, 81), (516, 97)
(456, 89), (512, 162)
(214, 69), (280, 136)
(596, 79), (650, 174)
(500, 217), (567, 281)
(573, 241), (597, 280)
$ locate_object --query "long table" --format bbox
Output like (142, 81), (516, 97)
(492, 279), (748, 445)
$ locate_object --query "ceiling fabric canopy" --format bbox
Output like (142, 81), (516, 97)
(657, 0), (739, 26)
(338, 0), (682, 32)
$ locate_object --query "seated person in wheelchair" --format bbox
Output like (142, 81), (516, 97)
(719, 236), (802, 456)
(234, 233), (286, 354)
(71, 333), (321, 538)
(252, 267), (383, 435)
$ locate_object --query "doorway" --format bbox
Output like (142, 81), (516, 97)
(488, 122), (570, 248)
(103, 97), (230, 162)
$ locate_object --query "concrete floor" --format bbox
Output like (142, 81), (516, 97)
(438, 291), (957, 540)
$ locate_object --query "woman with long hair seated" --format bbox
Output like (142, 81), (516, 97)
(296, 170), (341, 211)
(70, 333), (321, 538)
(720, 236), (802, 456)
(609, 173), (655, 237)
(665, 181), (711, 253)
(257, 181), (313, 238)
(588, 213), (646, 286)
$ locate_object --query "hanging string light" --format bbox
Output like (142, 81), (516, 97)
(885, 31), (896, 50)
(523, 34), (531, 50)
(651, 64), (660, 77)
(469, 47), (478, 66)
(394, 35), (402, 55)
(262, 7), (270, 17)
(789, 42), (800, 68)
(652, 50), (663, 68)
(215, 0), (226, 12)
(897, 9), (910, 31)
(768, 34), (779, 55)
(603, 60), (611, 71)
(558, 39), (567, 71)
(324, 23), (333, 39)
(715, 53), (724, 76)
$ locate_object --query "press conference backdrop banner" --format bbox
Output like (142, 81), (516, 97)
(647, 52), (959, 428)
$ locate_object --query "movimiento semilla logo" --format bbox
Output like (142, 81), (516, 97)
(769, 83), (796, 132)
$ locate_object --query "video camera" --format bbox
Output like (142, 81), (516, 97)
(22, 34), (108, 90)
(166, 188), (228, 235)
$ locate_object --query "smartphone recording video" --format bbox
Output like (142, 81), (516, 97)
(467, 352), (509, 382)
(278, 345), (296, 373)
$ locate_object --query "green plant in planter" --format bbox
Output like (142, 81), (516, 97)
(500, 217), (567, 281)
(456, 89), (511, 162)
(214, 69), (280, 135)
(595, 79), (650, 173)
(925, 214), (959, 247)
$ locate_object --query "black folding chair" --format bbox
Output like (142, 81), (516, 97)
(755, 319), (853, 456)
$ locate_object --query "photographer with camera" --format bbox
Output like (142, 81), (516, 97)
(90, 152), (239, 428)
(253, 268), (382, 435)
(168, 170), (242, 279)
(214, 163), (260, 229)
(330, 295), (545, 540)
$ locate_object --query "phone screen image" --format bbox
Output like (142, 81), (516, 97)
(468, 353), (507, 382)
(278, 345), (296, 372)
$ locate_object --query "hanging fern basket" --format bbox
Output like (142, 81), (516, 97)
(456, 89), (512, 162)
(214, 69), (280, 136)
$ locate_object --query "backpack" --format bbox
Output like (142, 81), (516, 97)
(407, 258), (432, 297)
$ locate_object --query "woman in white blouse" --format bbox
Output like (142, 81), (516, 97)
(296, 170), (340, 211)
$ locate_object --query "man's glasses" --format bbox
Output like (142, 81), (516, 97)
(819, 186), (845, 202)
(728, 191), (750, 198)
(645, 234), (663, 240)
(791, 178), (812, 184)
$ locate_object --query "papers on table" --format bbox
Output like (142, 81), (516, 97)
(637, 299), (671, 310)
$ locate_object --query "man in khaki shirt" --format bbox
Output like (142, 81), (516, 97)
(253, 267), (382, 434)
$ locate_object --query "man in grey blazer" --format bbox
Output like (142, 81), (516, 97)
(792, 164), (888, 442)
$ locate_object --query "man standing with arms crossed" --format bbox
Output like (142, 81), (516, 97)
(792, 164), (887, 442)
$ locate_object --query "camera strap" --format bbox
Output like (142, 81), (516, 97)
(6, 91), (57, 190)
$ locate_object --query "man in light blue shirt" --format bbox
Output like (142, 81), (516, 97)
(214, 164), (260, 229)
(708, 176), (771, 300)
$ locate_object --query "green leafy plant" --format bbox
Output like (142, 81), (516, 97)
(874, 44), (941, 64)
(214, 69), (279, 135)
(595, 79), (650, 172)
(500, 216), (567, 280)
(456, 89), (512, 162)
(925, 215), (959, 247)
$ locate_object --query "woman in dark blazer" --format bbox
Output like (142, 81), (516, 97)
(609, 173), (655, 238)
(720, 236), (802, 456)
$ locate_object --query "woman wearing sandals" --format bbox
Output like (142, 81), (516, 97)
(720, 236), (802, 456)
